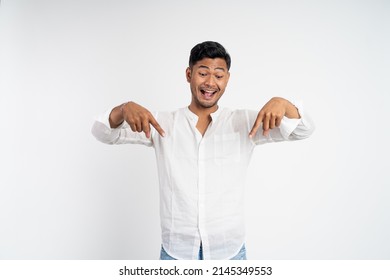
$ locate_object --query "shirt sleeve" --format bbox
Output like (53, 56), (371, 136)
(248, 100), (315, 145)
(91, 108), (154, 147)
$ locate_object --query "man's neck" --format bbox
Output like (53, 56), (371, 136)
(188, 103), (218, 119)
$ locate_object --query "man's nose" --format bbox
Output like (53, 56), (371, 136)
(205, 75), (216, 87)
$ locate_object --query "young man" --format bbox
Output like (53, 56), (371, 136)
(92, 41), (315, 260)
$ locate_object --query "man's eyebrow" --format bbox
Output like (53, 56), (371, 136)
(198, 65), (226, 72)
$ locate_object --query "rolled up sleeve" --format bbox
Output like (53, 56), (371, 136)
(91, 109), (153, 146)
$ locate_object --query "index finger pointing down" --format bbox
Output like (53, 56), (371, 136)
(149, 116), (165, 137)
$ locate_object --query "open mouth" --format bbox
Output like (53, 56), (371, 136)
(200, 89), (217, 100)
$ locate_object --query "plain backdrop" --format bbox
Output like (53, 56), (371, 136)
(0, 0), (389, 259)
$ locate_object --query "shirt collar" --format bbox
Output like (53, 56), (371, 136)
(185, 106), (222, 122)
(210, 107), (222, 120)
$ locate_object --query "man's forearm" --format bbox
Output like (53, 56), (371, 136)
(282, 98), (300, 119)
(109, 103), (125, 128)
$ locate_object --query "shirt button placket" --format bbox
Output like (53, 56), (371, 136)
(198, 138), (207, 257)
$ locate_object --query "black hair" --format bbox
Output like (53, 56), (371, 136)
(189, 41), (231, 70)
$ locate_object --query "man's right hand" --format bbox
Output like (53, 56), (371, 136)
(109, 101), (165, 138)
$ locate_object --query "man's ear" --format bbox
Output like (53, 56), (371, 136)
(186, 67), (191, 83)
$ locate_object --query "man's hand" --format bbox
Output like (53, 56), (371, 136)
(249, 97), (300, 138)
(109, 101), (165, 138)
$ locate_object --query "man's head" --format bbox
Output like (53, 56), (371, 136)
(186, 41), (231, 112)
(189, 41), (231, 71)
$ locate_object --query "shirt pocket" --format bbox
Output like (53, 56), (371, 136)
(214, 133), (241, 165)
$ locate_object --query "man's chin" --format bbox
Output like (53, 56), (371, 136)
(192, 93), (220, 109)
(199, 101), (217, 109)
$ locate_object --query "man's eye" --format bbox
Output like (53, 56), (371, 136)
(199, 73), (207, 77)
(216, 75), (223, 79)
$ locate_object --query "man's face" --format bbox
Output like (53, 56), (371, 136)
(186, 57), (230, 110)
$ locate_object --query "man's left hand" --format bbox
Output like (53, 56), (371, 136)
(249, 97), (299, 137)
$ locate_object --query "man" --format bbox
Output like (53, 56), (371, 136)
(92, 41), (315, 260)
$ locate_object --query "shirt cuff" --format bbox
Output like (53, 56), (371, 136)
(95, 108), (126, 131)
(279, 100), (303, 139)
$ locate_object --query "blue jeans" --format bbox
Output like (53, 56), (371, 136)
(160, 243), (247, 260)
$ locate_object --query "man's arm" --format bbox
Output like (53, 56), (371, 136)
(91, 101), (165, 145)
(249, 97), (300, 138)
(109, 101), (165, 138)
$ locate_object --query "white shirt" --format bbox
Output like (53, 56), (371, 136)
(91, 104), (315, 259)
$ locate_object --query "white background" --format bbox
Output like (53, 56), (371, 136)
(0, 0), (389, 259)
